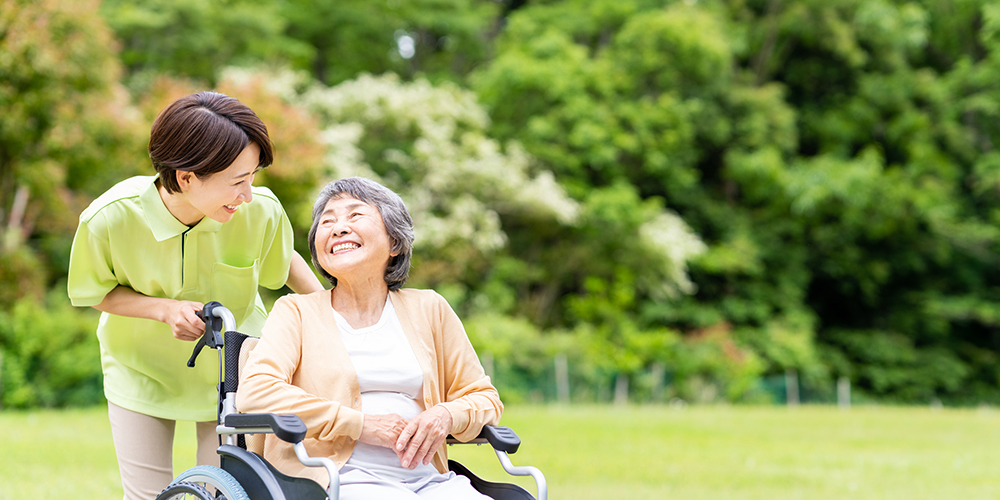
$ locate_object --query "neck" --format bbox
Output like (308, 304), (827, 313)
(158, 183), (203, 226)
(331, 278), (390, 329)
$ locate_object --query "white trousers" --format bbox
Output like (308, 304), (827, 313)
(107, 402), (219, 500)
(338, 466), (492, 500)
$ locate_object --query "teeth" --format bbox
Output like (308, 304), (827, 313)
(332, 242), (359, 253)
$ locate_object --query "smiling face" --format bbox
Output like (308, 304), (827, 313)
(314, 195), (397, 285)
(169, 142), (261, 225)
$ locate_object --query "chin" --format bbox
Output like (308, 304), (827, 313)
(211, 212), (235, 224)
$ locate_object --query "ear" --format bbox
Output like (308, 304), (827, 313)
(176, 170), (196, 191)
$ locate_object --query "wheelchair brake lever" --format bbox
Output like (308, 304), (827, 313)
(186, 301), (224, 367)
(185, 336), (208, 368)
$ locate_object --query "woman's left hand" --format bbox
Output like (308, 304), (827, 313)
(395, 405), (453, 469)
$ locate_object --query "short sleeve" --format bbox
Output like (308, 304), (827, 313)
(67, 214), (119, 307)
(256, 192), (293, 290)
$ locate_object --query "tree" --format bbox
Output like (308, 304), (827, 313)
(279, 0), (500, 85)
(0, 0), (146, 307)
(472, 0), (1000, 403)
(99, 0), (306, 86)
(0, 0), (142, 407)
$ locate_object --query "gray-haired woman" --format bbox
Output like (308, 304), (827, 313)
(237, 177), (502, 499)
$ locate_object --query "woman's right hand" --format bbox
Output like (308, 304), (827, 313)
(359, 413), (408, 450)
(163, 300), (206, 341)
(94, 286), (205, 341)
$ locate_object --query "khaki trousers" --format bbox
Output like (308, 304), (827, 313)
(107, 402), (219, 500)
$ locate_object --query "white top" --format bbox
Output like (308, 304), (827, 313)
(334, 298), (437, 480)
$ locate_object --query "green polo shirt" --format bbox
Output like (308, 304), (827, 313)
(68, 176), (293, 421)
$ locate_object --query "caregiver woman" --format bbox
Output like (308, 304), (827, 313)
(67, 91), (323, 500)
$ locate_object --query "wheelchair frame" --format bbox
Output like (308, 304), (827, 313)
(156, 301), (547, 500)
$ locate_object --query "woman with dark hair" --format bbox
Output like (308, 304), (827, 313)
(67, 91), (323, 500)
(237, 177), (502, 499)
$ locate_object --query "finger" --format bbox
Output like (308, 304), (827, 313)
(396, 420), (418, 453)
(400, 422), (429, 468)
(412, 431), (438, 468)
(185, 307), (206, 330)
(420, 423), (447, 465)
(178, 319), (202, 340)
(174, 327), (200, 341)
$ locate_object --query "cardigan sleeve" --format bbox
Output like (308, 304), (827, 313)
(236, 295), (365, 441)
(432, 294), (503, 441)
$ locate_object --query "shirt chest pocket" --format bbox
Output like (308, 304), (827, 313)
(211, 260), (258, 324)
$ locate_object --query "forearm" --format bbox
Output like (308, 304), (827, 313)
(238, 361), (364, 440)
(93, 285), (169, 323)
(285, 252), (324, 294)
(441, 387), (503, 439)
(93, 285), (204, 341)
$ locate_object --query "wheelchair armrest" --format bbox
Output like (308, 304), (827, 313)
(225, 413), (307, 444)
(448, 425), (521, 454)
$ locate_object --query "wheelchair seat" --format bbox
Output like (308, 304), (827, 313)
(156, 301), (547, 500)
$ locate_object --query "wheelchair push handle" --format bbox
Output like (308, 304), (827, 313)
(186, 301), (237, 367)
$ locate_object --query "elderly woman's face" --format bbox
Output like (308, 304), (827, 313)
(314, 195), (396, 282)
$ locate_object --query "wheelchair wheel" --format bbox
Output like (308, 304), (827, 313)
(158, 465), (251, 500)
(156, 481), (214, 500)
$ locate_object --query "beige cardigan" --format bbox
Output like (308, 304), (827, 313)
(236, 288), (503, 487)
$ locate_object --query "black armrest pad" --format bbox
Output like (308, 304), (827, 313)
(480, 425), (521, 454)
(225, 413), (307, 444)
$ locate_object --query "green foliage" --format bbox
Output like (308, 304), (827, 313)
(0, 0), (146, 311)
(8, 0), (1000, 407)
(99, 0), (308, 85)
(473, 0), (1000, 404)
(0, 290), (104, 408)
(821, 329), (970, 402)
(278, 0), (499, 85)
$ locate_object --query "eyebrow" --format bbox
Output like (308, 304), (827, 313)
(322, 201), (370, 217)
(232, 167), (262, 180)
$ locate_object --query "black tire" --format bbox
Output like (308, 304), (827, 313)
(161, 465), (251, 500)
(155, 481), (215, 500)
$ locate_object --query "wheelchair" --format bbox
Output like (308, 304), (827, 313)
(155, 301), (548, 500)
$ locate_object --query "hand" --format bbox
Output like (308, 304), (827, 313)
(395, 405), (453, 469)
(359, 413), (408, 450)
(164, 300), (206, 341)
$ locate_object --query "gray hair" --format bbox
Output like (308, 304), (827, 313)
(308, 177), (414, 290)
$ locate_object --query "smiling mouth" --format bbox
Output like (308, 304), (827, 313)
(224, 204), (238, 212)
(331, 242), (360, 254)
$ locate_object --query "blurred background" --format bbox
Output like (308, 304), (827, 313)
(3, 0), (1000, 414)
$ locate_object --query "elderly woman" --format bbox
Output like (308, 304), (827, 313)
(237, 177), (502, 499)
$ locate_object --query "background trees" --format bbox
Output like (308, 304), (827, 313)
(2, 0), (999, 407)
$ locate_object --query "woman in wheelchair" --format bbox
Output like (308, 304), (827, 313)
(237, 177), (503, 499)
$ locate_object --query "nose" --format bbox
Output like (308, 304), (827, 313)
(332, 219), (351, 236)
(239, 181), (253, 203)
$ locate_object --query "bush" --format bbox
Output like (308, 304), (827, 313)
(0, 288), (104, 408)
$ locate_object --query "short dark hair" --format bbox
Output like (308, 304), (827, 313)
(308, 177), (414, 290)
(149, 91), (274, 194)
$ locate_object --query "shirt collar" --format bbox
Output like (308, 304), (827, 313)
(141, 177), (223, 241)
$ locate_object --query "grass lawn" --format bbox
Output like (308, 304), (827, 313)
(1, 404), (997, 499)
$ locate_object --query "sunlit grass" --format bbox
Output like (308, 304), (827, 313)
(2, 404), (997, 499)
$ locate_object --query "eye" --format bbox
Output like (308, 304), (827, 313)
(233, 169), (260, 186)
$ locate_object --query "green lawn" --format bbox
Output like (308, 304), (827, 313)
(1, 404), (997, 499)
